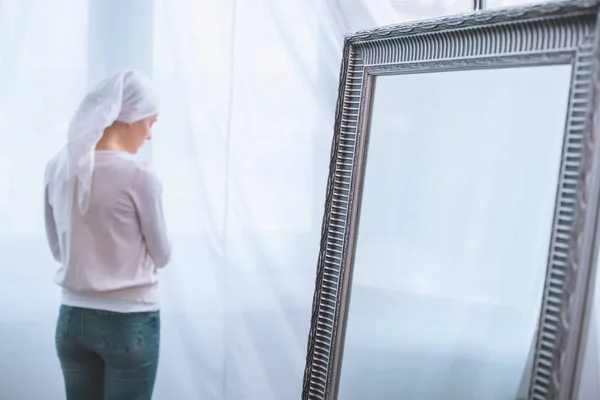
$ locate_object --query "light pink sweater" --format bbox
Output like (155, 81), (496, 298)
(44, 151), (171, 312)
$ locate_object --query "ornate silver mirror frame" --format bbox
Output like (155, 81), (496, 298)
(301, 1), (600, 399)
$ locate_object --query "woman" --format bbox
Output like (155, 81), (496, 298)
(44, 70), (171, 400)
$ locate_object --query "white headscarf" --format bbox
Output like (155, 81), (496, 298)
(46, 69), (159, 233)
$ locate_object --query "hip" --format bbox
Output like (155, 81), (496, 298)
(56, 305), (161, 362)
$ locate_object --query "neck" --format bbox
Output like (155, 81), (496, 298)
(95, 139), (124, 152)
(95, 124), (129, 152)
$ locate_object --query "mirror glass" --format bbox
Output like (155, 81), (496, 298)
(338, 64), (573, 400)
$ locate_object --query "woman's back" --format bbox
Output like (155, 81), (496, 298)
(45, 150), (171, 306)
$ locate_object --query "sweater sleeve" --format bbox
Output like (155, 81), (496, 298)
(44, 185), (62, 263)
(130, 166), (172, 269)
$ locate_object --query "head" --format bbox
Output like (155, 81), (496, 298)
(94, 70), (160, 154)
(62, 69), (159, 220)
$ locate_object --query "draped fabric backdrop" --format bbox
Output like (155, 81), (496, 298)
(0, 0), (597, 399)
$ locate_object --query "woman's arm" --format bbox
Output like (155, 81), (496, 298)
(130, 166), (172, 268)
(44, 185), (62, 263)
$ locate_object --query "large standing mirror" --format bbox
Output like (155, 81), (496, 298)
(302, 1), (600, 399)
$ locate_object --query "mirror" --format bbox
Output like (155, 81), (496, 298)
(302, 3), (600, 399)
(337, 65), (573, 400)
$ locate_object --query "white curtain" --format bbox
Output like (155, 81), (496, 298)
(0, 0), (597, 399)
(0, 1), (88, 399)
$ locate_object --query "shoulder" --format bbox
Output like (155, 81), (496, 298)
(131, 160), (163, 193)
(45, 149), (63, 172)
(44, 149), (66, 186)
(132, 159), (160, 183)
(100, 153), (159, 185)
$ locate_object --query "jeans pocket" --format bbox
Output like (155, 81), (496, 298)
(55, 306), (74, 348)
(134, 312), (160, 353)
(97, 311), (161, 361)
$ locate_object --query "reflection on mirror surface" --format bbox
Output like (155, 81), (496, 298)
(338, 65), (573, 400)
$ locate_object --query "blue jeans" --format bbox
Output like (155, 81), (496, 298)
(55, 305), (160, 400)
